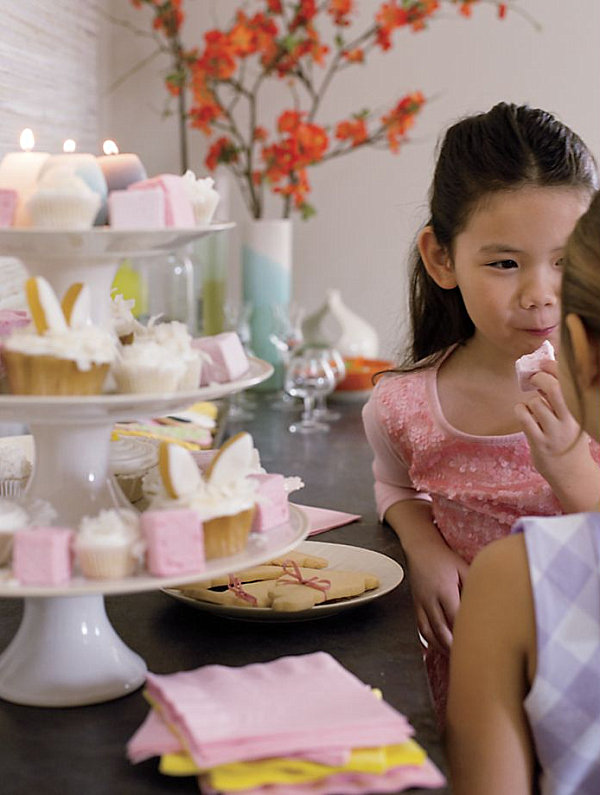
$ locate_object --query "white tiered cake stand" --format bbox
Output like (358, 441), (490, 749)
(0, 227), (310, 708)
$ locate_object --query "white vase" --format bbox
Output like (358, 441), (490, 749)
(302, 288), (378, 359)
(242, 219), (292, 390)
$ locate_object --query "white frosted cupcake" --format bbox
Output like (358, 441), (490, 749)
(142, 320), (203, 390)
(0, 441), (32, 498)
(25, 165), (101, 229)
(75, 508), (143, 579)
(145, 433), (258, 560)
(0, 500), (29, 566)
(110, 293), (145, 345)
(182, 171), (220, 225)
(109, 437), (158, 504)
(112, 337), (187, 393)
(3, 324), (116, 395)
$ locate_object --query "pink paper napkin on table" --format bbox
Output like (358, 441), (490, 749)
(291, 504), (361, 535)
(129, 652), (413, 768)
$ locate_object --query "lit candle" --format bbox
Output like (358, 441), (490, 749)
(96, 140), (147, 192)
(0, 129), (50, 226)
(38, 139), (109, 225)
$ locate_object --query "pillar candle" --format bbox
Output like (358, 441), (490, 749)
(96, 140), (147, 193)
(0, 129), (50, 226)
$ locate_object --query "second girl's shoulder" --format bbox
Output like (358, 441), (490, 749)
(370, 365), (432, 405)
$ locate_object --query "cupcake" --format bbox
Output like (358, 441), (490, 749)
(2, 277), (116, 396)
(112, 337), (187, 393)
(181, 170), (220, 225)
(0, 499), (29, 566)
(145, 434), (257, 560)
(142, 319), (203, 390)
(109, 436), (158, 505)
(110, 293), (145, 345)
(75, 508), (143, 580)
(25, 165), (101, 229)
(0, 439), (32, 498)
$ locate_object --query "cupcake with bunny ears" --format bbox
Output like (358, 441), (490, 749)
(2, 277), (116, 395)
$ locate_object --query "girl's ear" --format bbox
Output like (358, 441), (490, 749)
(565, 313), (600, 388)
(417, 226), (457, 289)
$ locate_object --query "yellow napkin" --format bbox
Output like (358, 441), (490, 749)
(159, 740), (427, 788)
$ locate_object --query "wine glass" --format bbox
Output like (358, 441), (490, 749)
(312, 346), (346, 422)
(222, 299), (256, 421)
(284, 346), (337, 434)
(268, 302), (305, 410)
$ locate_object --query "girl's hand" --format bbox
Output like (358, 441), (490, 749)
(407, 541), (470, 655)
(515, 361), (600, 511)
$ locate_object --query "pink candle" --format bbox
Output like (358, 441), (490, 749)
(0, 129), (50, 226)
(97, 140), (147, 192)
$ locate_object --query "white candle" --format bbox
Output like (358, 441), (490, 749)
(0, 129), (50, 226)
(38, 140), (109, 224)
(97, 140), (147, 192)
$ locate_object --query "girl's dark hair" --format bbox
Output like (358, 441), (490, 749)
(403, 102), (598, 368)
(560, 189), (600, 424)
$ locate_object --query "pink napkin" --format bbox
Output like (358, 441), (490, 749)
(129, 652), (413, 768)
(291, 504), (361, 536)
(200, 760), (446, 794)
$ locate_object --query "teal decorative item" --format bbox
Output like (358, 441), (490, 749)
(242, 219), (292, 390)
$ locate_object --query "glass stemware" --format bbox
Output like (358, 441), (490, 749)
(222, 299), (256, 421)
(284, 346), (337, 434)
(268, 302), (305, 410)
(312, 346), (346, 422)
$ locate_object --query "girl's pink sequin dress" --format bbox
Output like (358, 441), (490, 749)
(362, 361), (600, 723)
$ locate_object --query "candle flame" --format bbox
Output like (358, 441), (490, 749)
(20, 128), (35, 152)
(102, 139), (119, 156)
(63, 139), (76, 153)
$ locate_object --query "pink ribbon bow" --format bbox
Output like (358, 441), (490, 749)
(279, 559), (331, 595)
(227, 575), (258, 606)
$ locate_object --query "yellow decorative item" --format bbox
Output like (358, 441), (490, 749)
(111, 259), (147, 317)
(159, 741), (427, 785)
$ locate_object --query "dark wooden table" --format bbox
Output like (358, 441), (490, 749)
(0, 394), (447, 795)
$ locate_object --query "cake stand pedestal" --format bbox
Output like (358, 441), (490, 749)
(0, 595), (146, 707)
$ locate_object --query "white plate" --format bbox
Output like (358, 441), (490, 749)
(0, 357), (273, 423)
(0, 224), (235, 260)
(164, 540), (404, 622)
(0, 505), (310, 598)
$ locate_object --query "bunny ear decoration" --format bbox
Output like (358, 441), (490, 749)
(25, 276), (67, 335)
(158, 441), (202, 500)
(61, 282), (91, 329)
(205, 432), (255, 486)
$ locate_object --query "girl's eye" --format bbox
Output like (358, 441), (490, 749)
(487, 259), (518, 270)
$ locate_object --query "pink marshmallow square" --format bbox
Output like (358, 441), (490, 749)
(108, 187), (166, 229)
(128, 175), (195, 228)
(249, 473), (289, 532)
(0, 189), (18, 227)
(13, 527), (73, 586)
(194, 332), (250, 385)
(515, 340), (555, 391)
(141, 509), (205, 577)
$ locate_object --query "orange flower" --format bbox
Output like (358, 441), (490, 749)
(343, 48), (364, 63)
(266, 0), (283, 12)
(381, 91), (426, 152)
(278, 110), (304, 134)
(205, 137), (239, 171)
(328, 0), (354, 26)
(253, 126), (269, 142)
(335, 118), (368, 147)
(200, 30), (237, 79)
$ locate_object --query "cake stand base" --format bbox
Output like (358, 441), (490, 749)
(0, 594), (146, 707)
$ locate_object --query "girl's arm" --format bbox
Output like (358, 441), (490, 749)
(515, 362), (600, 512)
(385, 499), (469, 653)
(363, 396), (468, 652)
(446, 534), (536, 795)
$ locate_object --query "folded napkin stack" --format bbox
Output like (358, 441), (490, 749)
(127, 651), (445, 794)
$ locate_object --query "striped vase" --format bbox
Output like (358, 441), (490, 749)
(242, 219), (292, 390)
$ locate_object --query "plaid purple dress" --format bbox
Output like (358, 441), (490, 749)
(515, 512), (600, 795)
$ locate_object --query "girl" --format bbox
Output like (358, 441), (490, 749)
(362, 102), (600, 722)
(446, 188), (600, 795)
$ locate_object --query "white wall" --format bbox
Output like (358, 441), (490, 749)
(90, 3), (600, 356)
